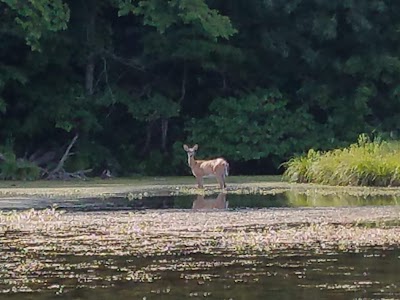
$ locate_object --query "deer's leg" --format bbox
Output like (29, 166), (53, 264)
(196, 176), (204, 188)
(216, 174), (226, 189)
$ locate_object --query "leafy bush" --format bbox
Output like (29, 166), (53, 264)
(283, 134), (400, 186)
(136, 150), (173, 176)
(0, 152), (41, 180)
(186, 88), (326, 167)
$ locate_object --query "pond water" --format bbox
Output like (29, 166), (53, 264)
(1, 190), (399, 211)
(1, 247), (399, 300)
(1, 191), (400, 299)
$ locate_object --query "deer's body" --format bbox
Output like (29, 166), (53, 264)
(183, 144), (229, 189)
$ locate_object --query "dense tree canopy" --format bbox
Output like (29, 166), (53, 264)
(1, 0), (400, 178)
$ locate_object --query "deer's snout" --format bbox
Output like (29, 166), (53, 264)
(187, 151), (196, 157)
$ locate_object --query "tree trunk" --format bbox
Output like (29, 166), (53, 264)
(47, 133), (79, 179)
(141, 121), (154, 155)
(86, 54), (95, 96)
(161, 118), (169, 152)
(85, 1), (96, 96)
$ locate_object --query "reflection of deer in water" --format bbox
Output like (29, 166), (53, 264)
(192, 193), (228, 210)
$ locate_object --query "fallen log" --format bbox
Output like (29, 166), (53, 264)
(46, 134), (79, 180)
(46, 168), (93, 181)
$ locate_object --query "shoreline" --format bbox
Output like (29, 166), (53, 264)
(1, 176), (400, 202)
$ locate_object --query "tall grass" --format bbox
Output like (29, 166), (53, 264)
(283, 135), (400, 186)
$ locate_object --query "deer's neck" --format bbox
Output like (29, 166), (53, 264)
(188, 155), (197, 168)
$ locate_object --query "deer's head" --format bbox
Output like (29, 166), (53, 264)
(183, 144), (198, 158)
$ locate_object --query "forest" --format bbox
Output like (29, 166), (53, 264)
(1, 0), (400, 179)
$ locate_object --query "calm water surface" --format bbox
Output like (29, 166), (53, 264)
(1, 190), (398, 211)
(1, 248), (399, 300)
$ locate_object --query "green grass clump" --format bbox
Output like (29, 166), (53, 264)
(283, 135), (400, 186)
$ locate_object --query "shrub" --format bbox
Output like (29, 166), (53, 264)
(283, 134), (400, 186)
(0, 152), (41, 180)
(186, 88), (325, 167)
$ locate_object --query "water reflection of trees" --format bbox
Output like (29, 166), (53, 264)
(120, 191), (400, 210)
(185, 192), (400, 209)
(285, 191), (400, 207)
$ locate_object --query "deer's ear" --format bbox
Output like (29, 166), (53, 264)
(183, 144), (189, 151)
(193, 144), (199, 151)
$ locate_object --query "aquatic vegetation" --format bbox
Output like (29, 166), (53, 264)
(0, 178), (400, 298)
(1, 207), (400, 297)
(1, 207), (400, 258)
(284, 135), (400, 186)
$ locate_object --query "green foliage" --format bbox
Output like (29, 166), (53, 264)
(116, 0), (236, 38)
(281, 149), (321, 183)
(283, 135), (400, 187)
(170, 141), (190, 175)
(1, 0), (70, 50)
(187, 88), (323, 165)
(0, 151), (40, 180)
(0, 64), (28, 114)
(124, 92), (180, 121)
(136, 150), (169, 176)
(3, 0), (400, 178)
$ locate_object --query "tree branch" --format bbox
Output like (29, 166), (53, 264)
(47, 133), (79, 178)
(178, 62), (187, 103)
(102, 50), (146, 71)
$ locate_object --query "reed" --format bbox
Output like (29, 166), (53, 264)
(283, 134), (400, 186)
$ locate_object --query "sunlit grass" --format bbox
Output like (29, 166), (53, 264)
(283, 135), (400, 186)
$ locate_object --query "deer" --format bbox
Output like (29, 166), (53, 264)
(183, 144), (229, 189)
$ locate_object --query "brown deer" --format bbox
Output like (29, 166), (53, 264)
(192, 193), (229, 210)
(183, 144), (229, 189)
